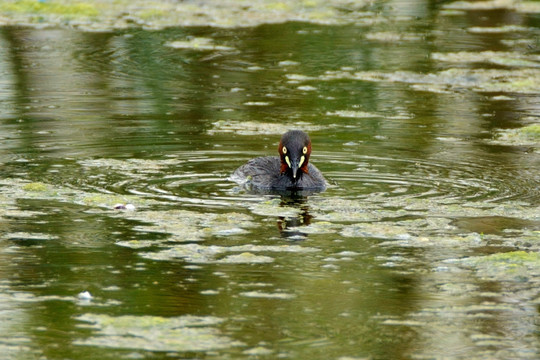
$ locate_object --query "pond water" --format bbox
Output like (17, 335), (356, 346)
(1, 1), (540, 359)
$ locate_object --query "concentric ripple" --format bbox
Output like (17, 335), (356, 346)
(75, 146), (539, 214)
(320, 151), (539, 204)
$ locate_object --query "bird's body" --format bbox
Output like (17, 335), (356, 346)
(232, 130), (326, 191)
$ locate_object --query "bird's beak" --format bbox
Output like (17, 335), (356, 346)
(291, 158), (299, 179)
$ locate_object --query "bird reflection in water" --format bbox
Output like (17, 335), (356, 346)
(276, 193), (314, 240)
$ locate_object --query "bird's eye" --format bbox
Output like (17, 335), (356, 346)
(282, 146), (287, 154)
(302, 146), (308, 154)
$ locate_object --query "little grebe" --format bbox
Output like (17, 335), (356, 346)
(232, 130), (327, 191)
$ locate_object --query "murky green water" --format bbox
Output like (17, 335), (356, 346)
(1, 1), (540, 359)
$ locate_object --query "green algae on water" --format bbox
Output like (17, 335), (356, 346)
(443, 0), (540, 13)
(120, 209), (255, 241)
(5, 232), (58, 241)
(243, 347), (274, 356)
(453, 251), (540, 281)
(475, 251), (540, 265)
(0, 0), (376, 30)
(520, 124), (540, 138)
(326, 110), (381, 119)
(82, 194), (134, 208)
(312, 68), (540, 94)
(467, 25), (532, 33)
(432, 51), (540, 68)
(165, 37), (235, 51)
(365, 31), (422, 42)
(79, 158), (181, 173)
(0, 0), (98, 17)
(136, 243), (319, 263)
(489, 124), (540, 147)
(310, 198), (382, 222)
(22, 182), (48, 192)
(208, 120), (325, 136)
(341, 222), (412, 240)
(250, 199), (303, 218)
(288, 221), (340, 234)
(218, 252), (275, 264)
(75, 314), (243, 352)
(137, 8), (166, 21)
(240, 291), (296, 299)
(3, 178), (161, 211)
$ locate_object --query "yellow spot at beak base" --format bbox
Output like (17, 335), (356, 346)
(285, 156), (291, 168)
(298, 156), (305, 168)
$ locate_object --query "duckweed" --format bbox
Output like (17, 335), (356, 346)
(6, 232), (58, 241)
(78, 158), (181, 173)
(288, 221), (339, 234)
(453, 251), (540, 281)
(477, 250), (540, 264)
(82, 194), (133, 207)
(240, 291), (296, 299)
(520, 124), (540, 138)
(0, 0), (98, 17)
(0, 6), (539, 358)
(166, 37), (235, 51)
(243, 347), (274, 356)
(365, 31), (422, 42)
(137, 8), (166, 20)
(467, 25), (532, 33)
(137, 243), (319, 263)
(2, 178), (162, 212)
(121, 209), (254, 241)
(443, 0), (540, 13)
(217, 252), (275, 264)
(208, 120), (324, 135)
(0, 0), (377, 30)
(432, 51), (540, 68)
(250, 199), (303, 217)
(490, 124), (540, 146)
(22, 182), (48, 192)
(313, 68), (540, 94)
(326, 110), (380, 118)
(75, 314), (242, 352)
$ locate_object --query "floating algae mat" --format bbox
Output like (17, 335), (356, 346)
(452, 251), (540, 281)
(0, 178), (163, 210)
(75, 314), (243, 352)
(0, 0), (379, 30)
(303, 68), (540, 94)
(488, 124), (540, 148)
(135, 243), (320, 264)
(208, 120), (326, 136)
(117, 209), (255, 241)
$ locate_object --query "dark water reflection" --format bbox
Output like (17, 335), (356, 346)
(0, 2), (540, 359)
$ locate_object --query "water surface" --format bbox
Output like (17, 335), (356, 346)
(0, 2), (539, 359)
